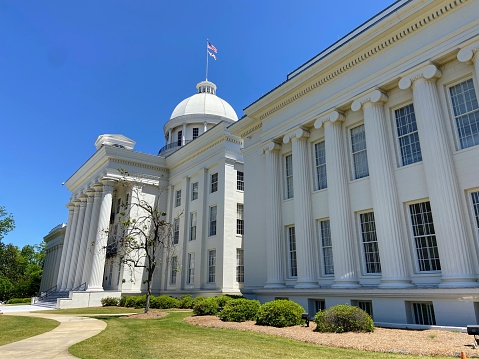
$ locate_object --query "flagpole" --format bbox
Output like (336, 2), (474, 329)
(206, 39), (209, 81)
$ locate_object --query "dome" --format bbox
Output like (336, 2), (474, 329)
(170, 81), (238, 122)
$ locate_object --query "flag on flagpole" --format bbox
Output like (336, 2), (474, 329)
(208, 51), (217, 61)
(207, 41), (217, 53)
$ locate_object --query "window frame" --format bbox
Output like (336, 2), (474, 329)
(208, 249), (216, 283)
(211, 173), (218, 193)
(191, 182), (198, 201)
(189, 211), (197, 241)
(237, 171), (244, 191)
(314, 141), (327, 191)
(236, 248), (244, 283)
(237, 203), (244, 235)
(187, 253), (195, 285)
(393, 103), (423, 167)
(193, 127), (199, 140)
(284, 154), (294, 199)
(209, 205), (217, 236)
(170, 256), (177, 285)
(287, 226), (297, 277)
(350, 124), (369, 180)
(358, 211), (381, 275)
(173, 218), (180, 244)
(319, 219), (334, 276)
(177, 130), (182, 146)
(175, 189), (181, 207)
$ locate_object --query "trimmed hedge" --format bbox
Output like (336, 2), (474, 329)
(179, 295), (194, 309)
(314, 304), (374, 333)
(219, 298), (260, 322)
(192, 297), (219, 316)
(150, 295), (179, 309)
(6, 297), (31, 304)
(101, 297), (120, 306)
(256, 299), (304, 328)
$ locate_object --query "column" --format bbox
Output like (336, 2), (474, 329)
(181, 177), (190, 289)
(60, 201), (80, 290)
(182, 123), (187, 145)
(204, 121), (208, 133)
(457, 42), (479, 84)
(67, 196), (87, 289)
(315, 111), (360, 288)
(56, 203), (75, 289)
(262, 141), (285, 288)
(82, 184), (103, 286)
(399, 64), (478, 288)
(351, 91), (413, 288)
(87, 179), (115, 291)
(73, 189), (95, 287)
(283, 128), (318, 288)
(168, 128), (172, 145)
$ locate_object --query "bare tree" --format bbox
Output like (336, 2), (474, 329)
(108, 171), (180, 313)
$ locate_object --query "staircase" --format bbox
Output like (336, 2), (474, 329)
(32, 291), (70, 309)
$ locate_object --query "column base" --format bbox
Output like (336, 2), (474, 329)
(331, 279), (361, 289)
(439, 275), (479, 288)
(379, 278), (415, 289)
(294, 281), (319, 289)
(264, 282), (286, 289)
(86, 286), (105, 292)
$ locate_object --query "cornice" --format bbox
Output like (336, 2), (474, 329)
(253, 0), (469, 121)
(110, 158), (169, 173)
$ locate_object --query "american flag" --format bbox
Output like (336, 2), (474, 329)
(208, 51), (217, 61)
(207, 41), (217, 53)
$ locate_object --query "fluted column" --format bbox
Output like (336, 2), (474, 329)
(315, 111), (360, 288)
(283, 128), (318, 288)
(182, 123), (187, 145)
(56, 203), (75, 289)
(352, 90), (413, 288)
(87, 179), (116, 291)
(82, 184), (103, 286)
(73, 189), (95, 287)
(399, 64), (478, 288)
(67, 196), (87, 289)
(458, 42), (479, 85)
(168, 128), (172, 145)
(262, 141), (285, 288)
(60, 201), (80, 290)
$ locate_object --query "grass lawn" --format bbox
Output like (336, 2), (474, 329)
(0, 316), (59, 345)
(36, 307), (144, 316)
(67, 310), (454, 359)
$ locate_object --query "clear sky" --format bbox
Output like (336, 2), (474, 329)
(0, 0), (396, 248)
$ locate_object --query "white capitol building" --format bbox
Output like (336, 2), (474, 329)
(42, 0), (479, 327)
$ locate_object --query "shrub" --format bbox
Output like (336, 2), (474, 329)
(119, 296), (127, 307)
(314, 304), (374, 333)
(124, 295), (146, 308)
(219, 298), (260, 322)
(256, 299), (304, 328)
(192, 297), (219, 316)
(101, 297), (120, 307)
(216, 295), (236, 308)
(6, 297), (31, 304)
(150, 295), (179, 309)
(179, 294), (194, 309)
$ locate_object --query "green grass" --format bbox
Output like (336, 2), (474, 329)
(0, 316), (60, 345)
(68, 310), (454, 359)
(36, 307), (144, 315)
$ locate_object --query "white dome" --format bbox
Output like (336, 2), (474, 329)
(170, 81), (238, 122)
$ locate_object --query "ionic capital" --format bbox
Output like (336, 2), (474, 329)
(314, 110), (345, 129)
(262, 141), (282, 154)
(351, 89), (388, 112)
(283, 128), (310, 144)
(66, 202), (75, 210)
(457, 42), (479, 64)
(398, 64), (442, 90)
(101, 178), (117, 193)
(86, 188), (95, 197)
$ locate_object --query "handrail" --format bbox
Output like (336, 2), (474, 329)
(72, 282), (86, 292)
(158, 140), (193, 155)
(34, 285), (58, 303)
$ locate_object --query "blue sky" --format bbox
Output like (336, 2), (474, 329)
(0, 0), (395, 248)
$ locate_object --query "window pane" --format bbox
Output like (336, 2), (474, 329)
(288, 227), (297, 277)
(360, 212), (381, 274)
(315, 141), (327, 190)
(285, 155), (294, 198)
(351, 125), (369, 179)
(449, 79), (479, 149)
(320, 220), (334, 275)
(395, 104), (422, 166)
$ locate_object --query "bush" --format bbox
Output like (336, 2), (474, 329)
(215, 295), (236, 308)
(150, 295), (179, 309)
(123, 295), (146, 308)
(314, 304), (374, 333)
(179, 295), (194, 309)
(119, 296), (127, 307)
(192, 297), (219, 316)
(256, 299), (304, 328)
(219, 298), (260, 322)
(6, 297), (31, 304)
(101, 297), (120, 307)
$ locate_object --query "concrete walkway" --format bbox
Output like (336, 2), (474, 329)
(0, 310), (107, 358)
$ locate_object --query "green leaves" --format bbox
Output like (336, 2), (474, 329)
(0, 206), (15, 242)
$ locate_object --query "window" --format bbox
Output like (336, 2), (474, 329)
(211, 173), (218, 193)
(208, 249), (216, 283)
(320, 220), (334, 275)
(471, 191), (479, 236)
(360, 212), (381, 274)
(177, 130), (182, 146)
(236, 249), (244, 283)
(209, 205), (217, 236)
(351, 124), (369, 179)
(352, 300), (373, 319)
(237, 171), (244, 191)
(285, 154), (294, 199)
(187, 253), (195, 285)
(189, 212), (197, 241)
(237, 204), (244, 235)
(173, 218), (180, 244)
(193, 127), (199, 139)
(175, 190), (181, 207)
(409, 201), (440, 272)
(449, 79), (479, 149)
(170, 256), (177, 285)
(395, 104), (422, 166)
(412, 302), (436, 325)
(288, 226), (297, 277)
(116, 198), (121, 214)
(315, 141), (327, 190)
(314, 300), (325, 313)
(191, 182), (198, 201)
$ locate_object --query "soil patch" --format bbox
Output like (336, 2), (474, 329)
(123, 311), (168, 320)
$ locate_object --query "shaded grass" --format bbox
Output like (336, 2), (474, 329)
(69, 311), (453, 359)
(0, 316), (59, 345)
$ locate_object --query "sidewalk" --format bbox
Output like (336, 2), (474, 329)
(0, 311), (106, 358)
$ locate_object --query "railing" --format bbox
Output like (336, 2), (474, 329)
(158, 140), (193, 155)
(33, 285), (57, 303)
(72, 282), (87, 292)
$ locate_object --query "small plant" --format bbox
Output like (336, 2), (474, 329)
(219, 298), (260, 322)
(179, 294), (194, 309)
(256, 299), (304, 328)
(101, 297), (120, 306)
(428, 334), (437, 339)
(314, 304), (374, 333)
(6, 297), (31, 304)
(192, 297), (218, 316)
